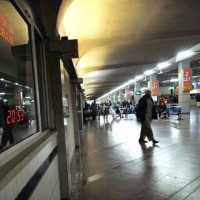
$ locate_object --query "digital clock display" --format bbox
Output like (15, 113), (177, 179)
(6, 109), (25, 124)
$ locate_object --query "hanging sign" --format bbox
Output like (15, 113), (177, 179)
(151, 80), (159, 96)
(183, 68), (192, 92)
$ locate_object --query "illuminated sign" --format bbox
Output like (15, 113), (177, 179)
(0, 13), (14, 45)
(168, 86), (174, 90)
(183, 68), (192, 92)
(6, 109), (25, 124)
(152, 80), (159, 96)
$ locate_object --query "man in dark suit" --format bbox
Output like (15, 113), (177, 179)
(136, 89), (159, 144)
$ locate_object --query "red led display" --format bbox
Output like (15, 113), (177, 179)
(0, 13), (14, 45)
(6, 109), (25, 124)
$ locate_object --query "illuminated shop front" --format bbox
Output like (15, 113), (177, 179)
(0, 0), (38, 150)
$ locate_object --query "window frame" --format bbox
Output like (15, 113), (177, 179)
(0, 0), (51, 155)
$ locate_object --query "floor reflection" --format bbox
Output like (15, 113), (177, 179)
(74, 107), (200, 199)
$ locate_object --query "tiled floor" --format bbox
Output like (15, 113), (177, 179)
(73, 107), (200, 200)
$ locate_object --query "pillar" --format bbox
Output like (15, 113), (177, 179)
(71, 84), (80, 149)
(114, 92), (118, 103)
(48, 51), (69, 199)
(134, 82), (141, 104)
(118, 89), (123, 103)
(77, 90), (84, 133)
(178, 60), (191, 113)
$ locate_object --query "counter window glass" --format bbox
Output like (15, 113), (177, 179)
(0, 0), (38, 151)
(35, 32), (48, 131)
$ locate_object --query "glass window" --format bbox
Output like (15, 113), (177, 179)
(0, 1), (38, 151)
(35, 32), (48, 131)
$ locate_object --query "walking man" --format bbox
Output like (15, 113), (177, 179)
(136, 89), (159, 144)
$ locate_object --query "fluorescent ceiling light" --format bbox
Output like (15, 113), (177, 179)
(141, 87), (148, 91)
(162, 78), (179, 83)
(111, 89), (117, 93)
(128, 79), (136, 83)
(144, 70), (154, 76)
(135, 75), (144, 80)
(122, 82), (129, 87)
(0, 93), (5, 95)
(176, 50), (195, 62)
(193, 75), (200, 78)
(170, 78), (179, 82)
(157, 62), (171, 70)
(117, 86), (123, 90)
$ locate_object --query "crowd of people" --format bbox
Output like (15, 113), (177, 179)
(83, 94), (179, 123)
(83, 99), (136, 122)
(82, 92), (182, 144)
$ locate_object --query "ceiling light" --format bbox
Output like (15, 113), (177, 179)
(144, 70), (154, 76)
(157, 62), (171, 70)
(128, 79), (136, 83)
(170, 78), (179, 82)
(176, 50), (195, 62)
(135, 75), (144, 80)
(122, 82), (129, 87)
(141, 87), (148, 91)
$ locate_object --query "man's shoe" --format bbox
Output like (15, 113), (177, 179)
(153, 140), (159, 144)
(139, 139), (148, 143)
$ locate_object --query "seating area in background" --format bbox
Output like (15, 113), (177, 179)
(121, 107), (136, 117)
(160, 105), (182, 120)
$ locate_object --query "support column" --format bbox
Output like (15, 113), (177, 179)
(114, 92), (118, 104)
(119, 89), (123, 103)
(48, 51), (69, 199)
(125, 86), (130, 101)
(71, 84), (80, 149)
(111, 93), (115, 104)
(134, 82), (141, 104)
(178, 60), (191, 113)
(77, 90), (84, 134)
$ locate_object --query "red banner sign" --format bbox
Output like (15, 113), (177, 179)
(151, 80), (159, 96)
(183, 68), (192, 92)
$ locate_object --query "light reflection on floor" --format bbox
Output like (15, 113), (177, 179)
(73, 107), (200, 200)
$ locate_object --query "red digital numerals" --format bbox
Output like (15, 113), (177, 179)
(6, 109), (25, 124)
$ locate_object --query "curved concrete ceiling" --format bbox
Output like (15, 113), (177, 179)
(59, 0), (200, 100)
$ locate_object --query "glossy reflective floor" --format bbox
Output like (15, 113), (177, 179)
(73, 107), (200, 200)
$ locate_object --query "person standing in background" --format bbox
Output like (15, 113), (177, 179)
(0, 101), (15, 149)
(136, 89), (159, 144)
